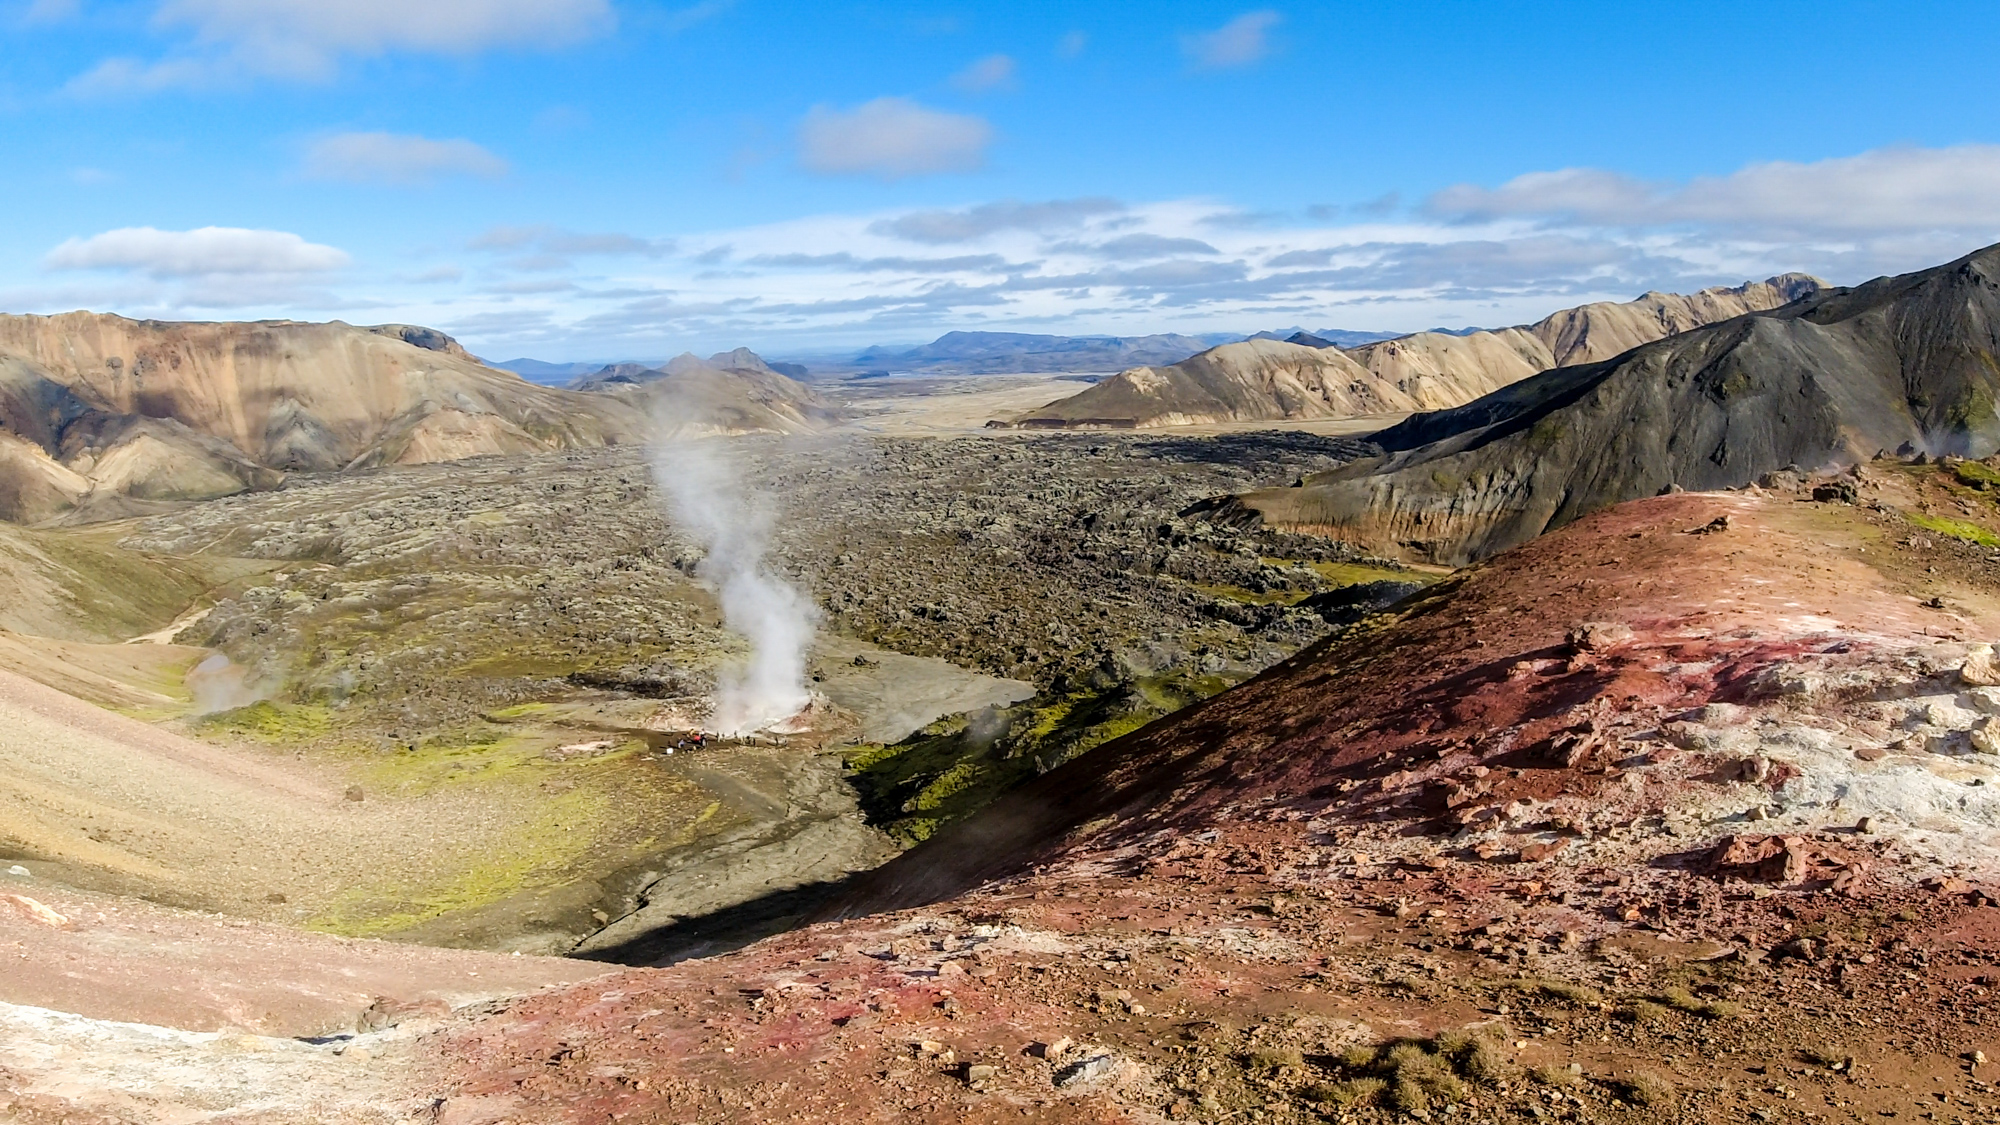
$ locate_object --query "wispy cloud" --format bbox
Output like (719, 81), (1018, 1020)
(797, 97), (992, 179)
(950, 53), (1016, 93)
(469, 224), (675, 258)
(303, 132), (509, 184)
(1182, 10), (1281, 70)
(870, 198), (1125, 243)
(1429, 144), (2000, 236)
(45, 226), (350, 277)
(68, 0), (613, 92)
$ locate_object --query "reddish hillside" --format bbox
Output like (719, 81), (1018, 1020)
(16, 466), (2000, 1123)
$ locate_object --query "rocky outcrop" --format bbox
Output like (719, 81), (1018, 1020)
(1007, 274), (1825, 430)
(1219, 244), (2000, 564)
(0, 312), (652, 521)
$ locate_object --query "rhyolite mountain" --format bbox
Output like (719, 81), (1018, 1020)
(570, 348), (840, 436)
(1005, 274), (1824, 429)
(1210, 242), (2000, 565)
(0, 313), (651, 522)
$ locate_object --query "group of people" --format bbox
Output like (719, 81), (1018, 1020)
(663, 730), (707, 755)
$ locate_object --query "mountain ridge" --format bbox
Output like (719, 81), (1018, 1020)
(1212, 244), (2000, 564)
(0, 312), (651, 522)
(1004, 274), (1826, 430)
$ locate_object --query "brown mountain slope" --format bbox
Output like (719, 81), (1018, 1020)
(1004, 274), (1822, 430)
(1345, 273), (1824, 396)
(0, 312), (652, 520)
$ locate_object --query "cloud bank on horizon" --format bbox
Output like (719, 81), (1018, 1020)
(3, 1), (1999, 357)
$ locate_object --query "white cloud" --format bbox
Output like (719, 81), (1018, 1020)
(870, 198), (1125, 243)
(303, 132), (509, 185)
(1055, 30), (1087, 58)
(468, 225), (673, 257)
(45, 226), (351, 277)
(1182, 10), (1281, 70)
(951, 54), (1016, 93)
(1431, 144), (2000, 235)
(68, 0), (613, 91)
(798, 97), (993, 179)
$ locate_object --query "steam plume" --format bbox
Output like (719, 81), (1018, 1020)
(650, 430), (818, 734)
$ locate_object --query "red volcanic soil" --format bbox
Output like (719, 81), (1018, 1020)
(412, 475), (2000, 1123)
(17, 466), (2000, 1124)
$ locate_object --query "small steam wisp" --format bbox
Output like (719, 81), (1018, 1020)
(651, 435), (818, 735)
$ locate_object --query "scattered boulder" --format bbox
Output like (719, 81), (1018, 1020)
(1961, 645), (2000, 687)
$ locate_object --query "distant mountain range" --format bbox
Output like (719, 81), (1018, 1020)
(1002, 275), (1824, 430)
(495, 355), (809, 385)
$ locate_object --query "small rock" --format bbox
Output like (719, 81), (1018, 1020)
(1855, 745), (1890, 762)
(1053, 1053), (1118, 1088)
(1856, 816), (1876, 834)
(964, 1063), (998, 1085)
(1035, 1037), (1073, 1059)
(1970, 687), (2000, 715)
(4, 865), (28, 878)
(344, 785), (365, 803)
(1772, 937), (1822, 962)
(4, 894), (68, 927)
(1974, 1050), (1988, 1067)
(1972, 718), (2000, 756)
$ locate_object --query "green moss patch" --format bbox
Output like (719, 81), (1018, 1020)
(1908, 511), (2000, 548)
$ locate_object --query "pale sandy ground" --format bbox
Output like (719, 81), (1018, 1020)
(822, 372), (1409, 438)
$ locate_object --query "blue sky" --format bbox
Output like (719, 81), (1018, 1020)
(3, 0), (1999, 360)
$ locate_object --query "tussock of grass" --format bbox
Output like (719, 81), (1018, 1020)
(1531, 1064), (1584, 1088)
(1615, 1070), (1677, 1107)
(1246, 1046), (1305, 1073)
(1498, 977), (1604, 1005)
(1657, 986), (1741, 1019)
(1619, 999), (1668, 1024)
(1306, 1077), (1385, 1107)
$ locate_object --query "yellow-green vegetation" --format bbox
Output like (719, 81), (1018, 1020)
(306, 781), (605, 938)
(1908, 511), (2000, 548)
(197, 699), (335, 741)
(0, 521), (273, 642)
(310, 740), (714, 938)
(484, 701), (556, 721)
(1951, 459), (2000, 490)
(845, 671), (1228, 846)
